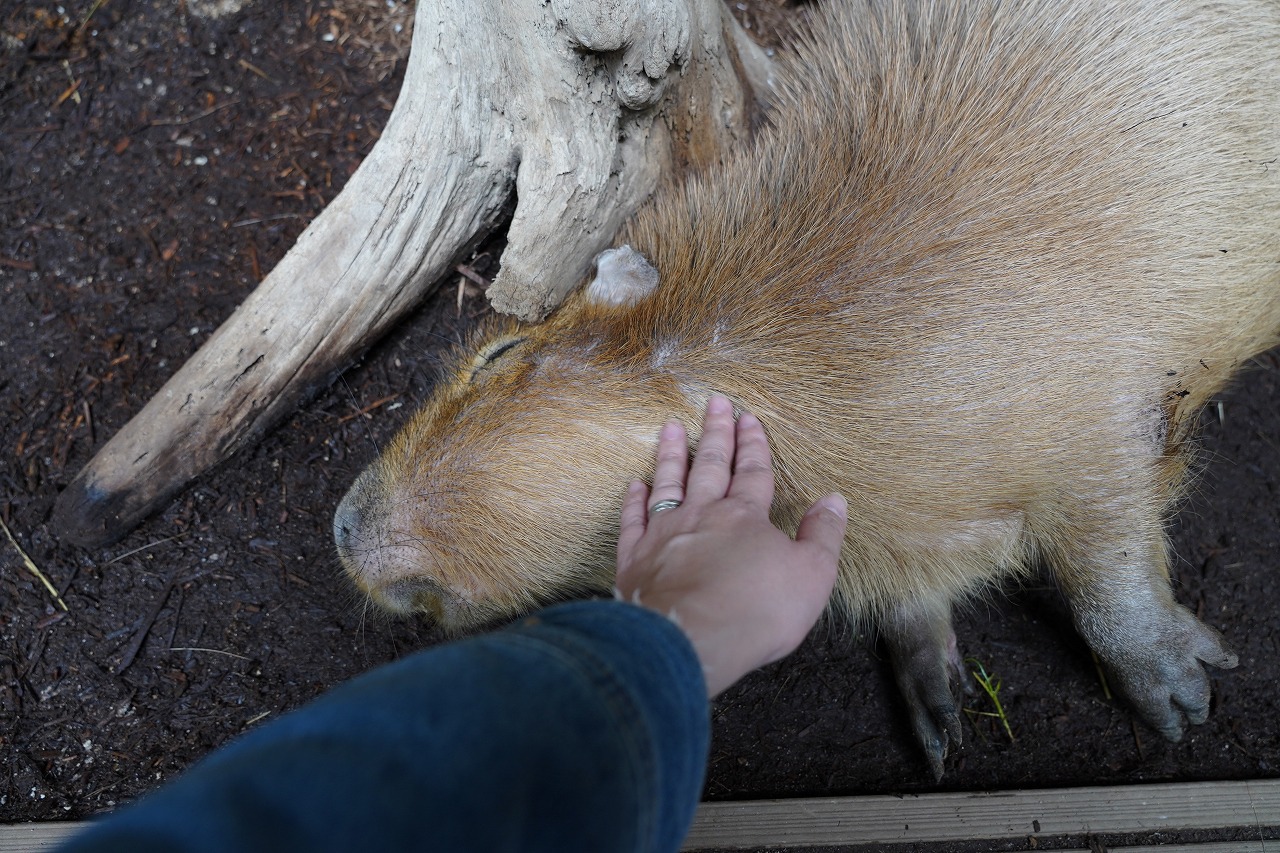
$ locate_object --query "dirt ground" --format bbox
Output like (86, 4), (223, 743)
(2, 0), (1278, 846)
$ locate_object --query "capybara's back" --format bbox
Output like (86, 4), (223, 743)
(335, 1), (1280, 774)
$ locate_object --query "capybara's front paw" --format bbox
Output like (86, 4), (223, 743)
(882, 602), (968, 780)
(891, 641), (966, 779)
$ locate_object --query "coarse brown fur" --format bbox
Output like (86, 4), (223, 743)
(336, 0), (1280, 763)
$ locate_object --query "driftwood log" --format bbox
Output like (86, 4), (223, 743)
(54, 0), (773, 547)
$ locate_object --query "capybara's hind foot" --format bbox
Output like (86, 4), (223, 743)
(1091, 603), (1238, 740)
(882, 596), (967, 780)
(1056, 499), (1240, 741)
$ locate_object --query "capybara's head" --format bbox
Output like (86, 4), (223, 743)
(334, 250), (702, 631)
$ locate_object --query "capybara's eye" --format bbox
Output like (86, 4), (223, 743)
(465, 336), (526, 382)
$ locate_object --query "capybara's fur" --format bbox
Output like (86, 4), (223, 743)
(336, 0), (1280, 764)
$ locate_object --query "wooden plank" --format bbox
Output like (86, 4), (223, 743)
(5, 781), (1277, 851)
(1120, 844), (1274, 853)
(0, 821), (81, 852)
(0, 824), (1267, 853)
(0, 828), (1271, 853)
(683, 779), (1280, 850)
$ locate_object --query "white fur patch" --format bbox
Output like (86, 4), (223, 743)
(585, 245), (661, 306)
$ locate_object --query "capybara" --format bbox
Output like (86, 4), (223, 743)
(334, 0), (1280, 776)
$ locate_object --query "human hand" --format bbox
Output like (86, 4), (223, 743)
(615, 395), (847, 697)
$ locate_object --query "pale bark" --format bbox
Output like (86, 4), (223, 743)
(54, 0), (771, 547)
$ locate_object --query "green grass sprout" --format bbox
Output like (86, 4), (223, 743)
(964, 657), (1014, 742)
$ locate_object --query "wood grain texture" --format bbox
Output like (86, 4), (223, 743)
(7, 780), (1275, 851)
(682, 779), (1280, 849)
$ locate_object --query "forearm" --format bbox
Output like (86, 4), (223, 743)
(58, 600), (709, 853)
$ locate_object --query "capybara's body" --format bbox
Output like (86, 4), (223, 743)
(336, 1), (1280, 771)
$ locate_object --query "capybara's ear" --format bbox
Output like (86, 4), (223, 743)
(584, 245), (660, 306)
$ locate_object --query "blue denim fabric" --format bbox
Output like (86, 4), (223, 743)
(57, 601), (709, 853)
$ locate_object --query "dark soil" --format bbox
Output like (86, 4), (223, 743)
(2, 0), (1278, 845)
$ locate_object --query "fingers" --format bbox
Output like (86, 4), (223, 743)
(644, 398), (807, 524)
(686, 395), (736, 504)
(614, 400), (850, 699)
(648, 420), (689, 512)
(616, 480), (650, 572)
(726, 410), (775, 508)
(795, 493), (849, 567)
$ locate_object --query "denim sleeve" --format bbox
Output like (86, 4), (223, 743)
(57, 600), (709, 853)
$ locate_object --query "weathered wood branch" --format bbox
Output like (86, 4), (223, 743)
(53, 0), (771, 547)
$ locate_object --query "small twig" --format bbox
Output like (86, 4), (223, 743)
(76, 0), (111, 38)
(168, 647), (251, 661)
(1, 517), (68, 612)
(455, 264), (491, 312)
(82, 399), (94, 445)
(244, 710), (272, 726)
(55, 73), (82, 108)
(455, 263), (491, 288)
(1130, 718), (1146, 760)
(338, 393), (402, 423)
(114, 574), (178, 675)
(148, 99), (240, 127)
(236, 58), (272, 81)
(231, 212), (303, 228)
(166, 586), (185, 651)
(105, 534), (183, 565)
(965, 657), (1015, 742)
(247, 241), (262, 281)
(1089, 650), (1114, 701)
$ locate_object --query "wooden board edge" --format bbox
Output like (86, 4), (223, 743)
(0, 821), (81, 852)
(3, 779), (1277, 851)
(682, 778), (1280, 850)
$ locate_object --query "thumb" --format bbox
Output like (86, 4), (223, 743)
(795, 493), (848, 567)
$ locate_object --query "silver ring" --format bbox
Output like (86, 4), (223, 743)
(648, 499), (682, 516)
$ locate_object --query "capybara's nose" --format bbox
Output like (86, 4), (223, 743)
(332, 475), (373, 561)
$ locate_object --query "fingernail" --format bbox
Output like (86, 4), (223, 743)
(738, 410), (760, 429)
(819, 493), (848, 518)
(707, 394), (732, 414)
(660, 420), (683, 440)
